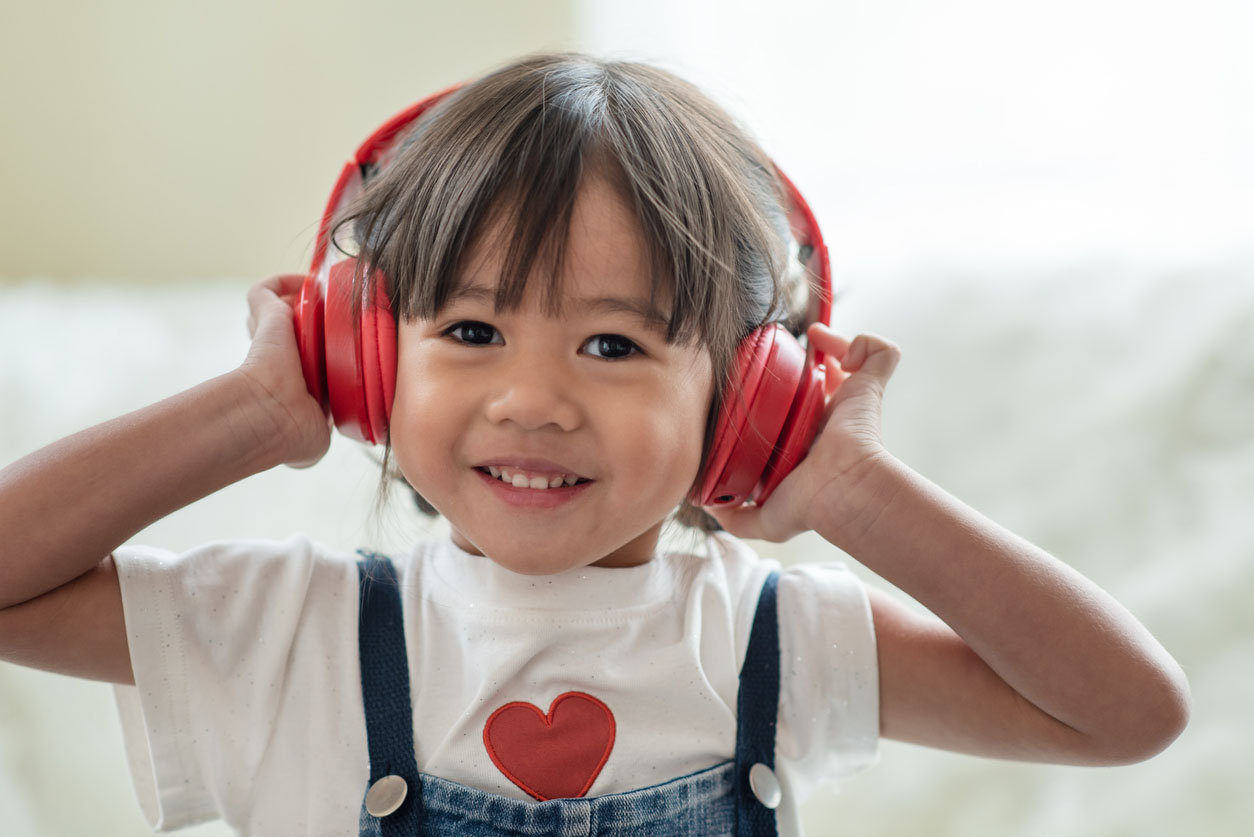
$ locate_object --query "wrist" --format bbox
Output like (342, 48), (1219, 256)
(806, 449), (908, 550)
(218, 369), (301, 472)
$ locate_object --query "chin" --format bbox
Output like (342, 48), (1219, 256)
(454, 528), (590, 576)
(490, 545), (590, 576)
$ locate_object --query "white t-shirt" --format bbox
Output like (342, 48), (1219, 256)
(111, 531), (878, 835)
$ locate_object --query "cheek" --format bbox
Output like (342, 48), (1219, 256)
(681, 360), (718, 484)
(613, 360), (714, 485)
(676, 352), (717, 443)
(388, 356), (464, 486)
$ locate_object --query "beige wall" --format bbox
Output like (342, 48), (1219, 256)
(0, 0), (576, 283)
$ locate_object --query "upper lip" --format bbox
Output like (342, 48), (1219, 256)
(472, 456), (593, 479)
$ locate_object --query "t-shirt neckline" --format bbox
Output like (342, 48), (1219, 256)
(425, 536), (678, 612)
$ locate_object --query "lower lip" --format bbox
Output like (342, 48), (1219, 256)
(474, 468), (594, 509)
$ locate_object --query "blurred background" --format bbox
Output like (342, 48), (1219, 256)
(2, 0), (1250, 834)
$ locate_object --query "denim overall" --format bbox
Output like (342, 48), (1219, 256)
(355, 552), (782, 836)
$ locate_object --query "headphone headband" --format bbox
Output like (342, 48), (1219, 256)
(308, 81), (832, 350)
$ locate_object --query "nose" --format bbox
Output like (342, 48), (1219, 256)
(483, 353), (582, 432)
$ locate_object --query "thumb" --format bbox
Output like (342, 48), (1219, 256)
(838, 333), (901, 381)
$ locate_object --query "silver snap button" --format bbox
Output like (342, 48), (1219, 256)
(748, 762), (782, 809)
(365, 774), (408, 817)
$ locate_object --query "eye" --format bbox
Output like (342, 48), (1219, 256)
(443, 321), (502, 345)
(582, 334), (641, 361)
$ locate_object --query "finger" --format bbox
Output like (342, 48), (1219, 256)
(273, 273), (307, 292)
(250, 273), (304, 299)
(822, 358), (849, 397)
(257, 273), (306, 294)
(248, 273), (307, 317)
(246, 279), (274, 315)
(804, 324), (850, 397)
(272, 274), (308, 307)
(839, 333), (901, 379)
(807, 322), (851, 362)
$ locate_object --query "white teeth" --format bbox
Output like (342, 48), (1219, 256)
(483, 465), (585, 490)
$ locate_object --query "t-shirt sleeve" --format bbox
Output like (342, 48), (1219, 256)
(109, 535), (357, 831)
(774, 560), (880, 799)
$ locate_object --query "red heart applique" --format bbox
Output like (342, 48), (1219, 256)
(483, 691), (616, 801)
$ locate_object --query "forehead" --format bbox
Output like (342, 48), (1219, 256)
(449, 171), (671, 322)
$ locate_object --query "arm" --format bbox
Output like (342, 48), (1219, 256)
(711, 327), (1190, 766)
(0, 275), (329, 682)
(834, 454), (1189, 764)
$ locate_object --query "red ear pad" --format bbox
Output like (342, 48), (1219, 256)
(294, 273), (327, 410)
(693, 325), (809, 507)
(299, 258), (396, 446)
(324, 260), (372, 443)
(753, 361), (827, 505)
(358, 273), (397, 445)
(694, 328), (772, 507)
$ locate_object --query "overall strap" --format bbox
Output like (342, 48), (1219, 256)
(357, 552), (422, 835)
(734, 569), (782, 837)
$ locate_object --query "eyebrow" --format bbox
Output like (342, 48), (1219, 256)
(444, 284), (671, 334)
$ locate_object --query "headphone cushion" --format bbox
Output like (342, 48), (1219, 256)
(359, 273), (397, 445)
(696, 328), (771, 506)
(754, 361), (826, 505)
(294, 273), (327, 409)
(695, 325), (806, 507)
(324, 259), (375, 444)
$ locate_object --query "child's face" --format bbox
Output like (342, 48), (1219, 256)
(389, 172), (715, 574)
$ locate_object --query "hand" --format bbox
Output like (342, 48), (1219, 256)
(707, 325), (901, 542)
(238, 274), (331, 468)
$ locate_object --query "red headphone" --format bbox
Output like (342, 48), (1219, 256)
(294, 81), (834, 509)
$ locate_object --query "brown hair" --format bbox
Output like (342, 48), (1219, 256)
(329, 51), (813, 532)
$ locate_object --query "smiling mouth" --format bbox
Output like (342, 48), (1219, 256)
(474, 466), (594, 490)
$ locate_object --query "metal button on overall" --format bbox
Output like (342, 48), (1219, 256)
(364, 775), (408, 817)
(748, 762), (782, 809)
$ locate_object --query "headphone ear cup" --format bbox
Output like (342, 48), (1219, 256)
(294, 272), (328, 410)
(358, 271), (397, 445)
(754, 360), (826, 505)
(323, 259), (396, 445)
(694, 325), (807, 508)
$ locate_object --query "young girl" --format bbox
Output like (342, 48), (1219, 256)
(0, 52), (1188, 836)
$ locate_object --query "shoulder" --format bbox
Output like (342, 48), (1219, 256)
(696, 530), (867, 611)
(661, 528), (778, 603)
(688, 528), (777, 579)
(113, 533), (349, 565)
(109, 536), (447, 685)
(109, 535), (450, 609)
(697, 530), (877, 684)
(112, 534), (352, 587)
(702, 530), (869, 610)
